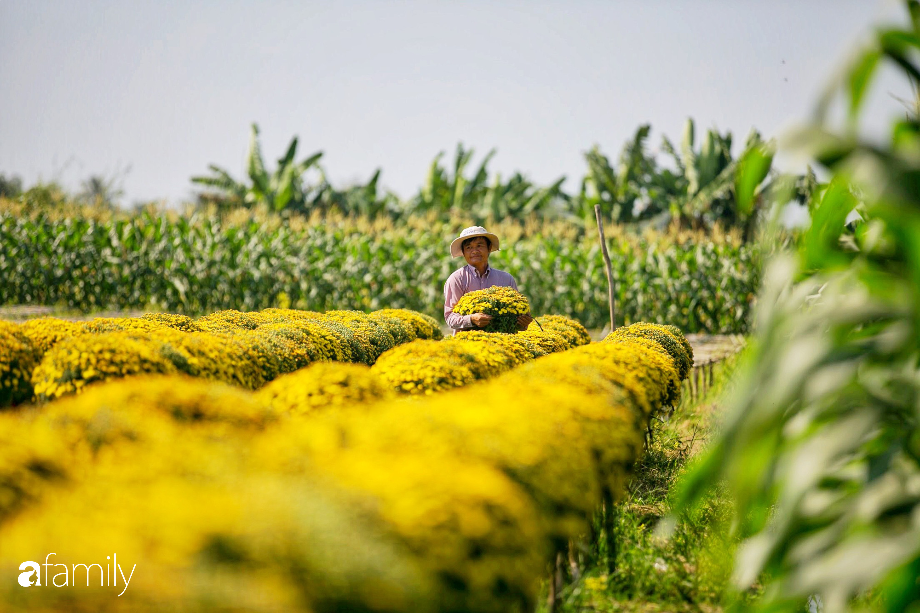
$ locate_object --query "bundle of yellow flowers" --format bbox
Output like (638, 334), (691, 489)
(371, 340), (480, 394)
(597, 337), (682, 407)
(150, 329), (269, 390)
(311, 318), (369, 364)
(256, 308), (323, 323)
(41, 374), (278, 435)
(452, 286), (530, 333)
(578, 341), (681, 412)
(228, 329), (313, 384)
(260, 321), (349, 362)
(662, 323), (695, 366)
(257, 362), (393, 416)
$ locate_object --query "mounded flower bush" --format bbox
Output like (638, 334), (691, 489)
(16, 317), (82, 357)
(0, 322), (39, 407)
(257, 362), (394, 416)
(604, 321), (693, 380)
(373, 315), (591, 395)
(372, 308), (442, 340)
(528, 314), (592, 347)
(7, 307), (441, 405)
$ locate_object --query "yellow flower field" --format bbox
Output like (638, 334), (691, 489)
(0, 307), (692, 612)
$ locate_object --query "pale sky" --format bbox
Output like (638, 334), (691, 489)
(0, 0), (911, 206)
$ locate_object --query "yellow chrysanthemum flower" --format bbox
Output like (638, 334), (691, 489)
(453, 286), (530, 333)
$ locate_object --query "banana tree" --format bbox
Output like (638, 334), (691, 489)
(568, 125), (689, 226)
(665, 119), (778, 241)
(313, 168), (400, 218)
(192, 123), (323, 212)
(412, 143), (495, 214)
(665, 118), (735, 228)
(476, 172), (567, 220)
(410, 143), (566, 220)
(575, 125), (657, 223)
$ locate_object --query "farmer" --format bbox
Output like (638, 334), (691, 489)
(444, 226), (534, 334)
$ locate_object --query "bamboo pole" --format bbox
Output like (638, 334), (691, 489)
(594, 205), (616, 333)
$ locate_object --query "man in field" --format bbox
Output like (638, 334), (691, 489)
(443, 226), (534, 334)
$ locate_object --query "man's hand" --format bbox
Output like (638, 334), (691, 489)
(516, 313), (534, 331)
(471, 313), (493, 328)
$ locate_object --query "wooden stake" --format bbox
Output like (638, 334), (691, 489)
(554, 551), (565, 603)
(568, 539), (581, 581)
(594, 204), (617, 333)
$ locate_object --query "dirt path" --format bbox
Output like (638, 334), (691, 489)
(686, 333), (745, 367)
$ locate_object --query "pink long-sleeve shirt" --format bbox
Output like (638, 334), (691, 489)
(443, 264), (519, 334)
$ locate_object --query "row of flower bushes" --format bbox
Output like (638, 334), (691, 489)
(370, 315), (591, 395)
(0, 322), (692, 612)
(0, 308), (443, 406)
(0, 305), (591, 406)
(256, 313), (591, 413)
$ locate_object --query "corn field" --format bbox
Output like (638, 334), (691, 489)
(0, 209), (759, 333)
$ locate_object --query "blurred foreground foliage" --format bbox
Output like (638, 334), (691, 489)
(677, 2), (920, 611)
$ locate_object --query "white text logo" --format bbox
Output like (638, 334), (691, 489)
(18, 554), (136, 597)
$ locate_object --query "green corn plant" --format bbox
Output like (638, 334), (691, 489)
(191, 123), (323, 212)
(676, 2), (920, 611)
(571, 121), (777, 239)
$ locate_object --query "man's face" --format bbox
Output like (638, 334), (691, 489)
(462, 237), (490, 267)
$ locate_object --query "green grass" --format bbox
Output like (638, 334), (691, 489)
(539, 354), (755, 613)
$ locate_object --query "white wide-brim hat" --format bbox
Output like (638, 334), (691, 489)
(450, 226), (501, 258)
